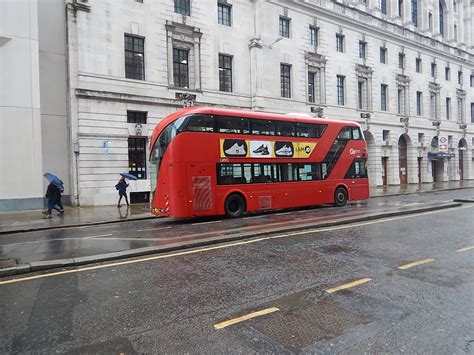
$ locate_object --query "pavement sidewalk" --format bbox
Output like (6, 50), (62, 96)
(1, 180), (474, 235)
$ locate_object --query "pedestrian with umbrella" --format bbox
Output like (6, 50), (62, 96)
(43, 173), (65, 218)
(115, 173), (137, 208)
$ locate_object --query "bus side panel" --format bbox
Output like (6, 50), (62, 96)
(186, 163), (217, 217)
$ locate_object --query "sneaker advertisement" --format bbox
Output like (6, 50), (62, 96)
(220, 139), (316, 159)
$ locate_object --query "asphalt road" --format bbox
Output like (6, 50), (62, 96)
(0, 189), (468, 264)
(1, 195), (473, 354)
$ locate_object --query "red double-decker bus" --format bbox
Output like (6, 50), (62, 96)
(149, 107), (369, 218)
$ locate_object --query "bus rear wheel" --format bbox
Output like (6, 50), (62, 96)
(334, 187), (348, 207)
(224, 194), (246, 218)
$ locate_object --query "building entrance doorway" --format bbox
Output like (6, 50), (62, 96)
(417, 157), (423, 184)
(431, 160), (444, 182)
(381, 157), (388, 186)
(398, 136), (408, 185)
(459, 139), (467, 181)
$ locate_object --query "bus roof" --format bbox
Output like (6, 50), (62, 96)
(150, 106), (360, 148)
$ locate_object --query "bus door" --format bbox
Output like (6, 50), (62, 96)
(187, 163), (215, 215)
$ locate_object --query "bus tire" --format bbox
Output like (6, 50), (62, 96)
(224, 193), (246, 218)
(334, 186), (348, 207)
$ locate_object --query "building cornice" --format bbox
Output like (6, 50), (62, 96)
(276, 0), (473, 65)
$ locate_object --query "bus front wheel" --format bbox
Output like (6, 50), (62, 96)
(334, 187), (348, 207)
(224, 194), (246, 218)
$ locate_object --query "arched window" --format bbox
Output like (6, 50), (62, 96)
(411, 0), (418, 26)
(439, 1), (445, 36)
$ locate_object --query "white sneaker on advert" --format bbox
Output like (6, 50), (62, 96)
(275, 145), (292, 156)
(225, 143), (246, 156)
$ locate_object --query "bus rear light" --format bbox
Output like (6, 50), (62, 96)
(165, 201), (169, 206)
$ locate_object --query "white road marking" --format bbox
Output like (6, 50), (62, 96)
(137, 226), (172, 232)
(83, 233), (113, 239)
(192, 220), (222, 226)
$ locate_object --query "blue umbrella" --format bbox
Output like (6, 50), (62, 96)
(43, 173), (64, 191)
(120, 173), (138, 181)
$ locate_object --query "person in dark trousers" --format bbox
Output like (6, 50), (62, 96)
(43, 183), (62, 218)
(116, 177), (129, 207)
(56, 186), (65, 216)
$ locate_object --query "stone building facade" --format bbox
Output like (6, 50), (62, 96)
(1, 0), (473, 209)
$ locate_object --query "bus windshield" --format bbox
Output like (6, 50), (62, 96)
(149, 116), (187, 195)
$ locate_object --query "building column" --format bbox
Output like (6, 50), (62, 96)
(166, 27), (174, 86)
(193, 36), (201, 90)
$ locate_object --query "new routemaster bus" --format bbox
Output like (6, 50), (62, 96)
(149, 106), (369, 218)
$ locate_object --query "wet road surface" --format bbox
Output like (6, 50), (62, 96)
(0, 200), (473, 353)
(0, 189), (468, 264)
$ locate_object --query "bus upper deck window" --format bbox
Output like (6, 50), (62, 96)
(352, 127), (363, 140)
(251, 119), (275, 135)
(337, 127), (352, 140)
(183, 114), (215, 132)
(217, 116), (250, 134)
(275, 121), (295, 137)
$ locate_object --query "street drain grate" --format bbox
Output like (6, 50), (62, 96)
(0, 258), (19, 269)
(250, 299), (371, 351)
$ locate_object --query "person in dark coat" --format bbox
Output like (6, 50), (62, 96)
(116, 177), (129, 207)
(43, 183), (62, 218)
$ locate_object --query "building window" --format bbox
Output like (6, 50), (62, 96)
(439, 1), (444, 37)
(398, 86), (406, 114)
(381, 84), (388, 111)
(398, 53), (405, 69)
(173, 48), (189, 88)
(124, 35), (145, 80)
(446, 97), (451, 120)
(380, 47), (387, 64)
(174, 0), (190, 16)
(416, 91), (422, 116)
(336, 34), (344, 53)
(359, 41), (366, 59)
(471, 75), (474, 87)
(379, 0), (387, 14)
(357, 78), (368, 110)
(128, 137), (147, 180)
(428, 12), (433, 31)
(218, 54), (232, 92)
(336, 75), (345, 106)
(127, 111), (147, 124)
(280, 64), (291, 98)
(457, 70), (462, 85)
(431, 62), (437, 77)
(411, 0), (418, 26)
(416, 58), (422, 73)
(454, 24), (457, 41)
(279, 17), (290, 38)
(383, 129), (390, 141)
(310, 26), (318, 46)
(471, 103), (474, 123)
(398, 0), (403, 17)
(218, 3), (231, 26)
(445, 67), (450, 81)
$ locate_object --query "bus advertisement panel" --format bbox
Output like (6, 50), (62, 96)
(149, 107), (369, 218)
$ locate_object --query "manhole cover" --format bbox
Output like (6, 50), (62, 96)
(250, 299), (370, 352)
(0, 258), (19, 269)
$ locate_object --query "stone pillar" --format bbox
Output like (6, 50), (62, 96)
(166, 25), (174, 86)
(0, 0), (44, 211)
(193, 35), (201, 90)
